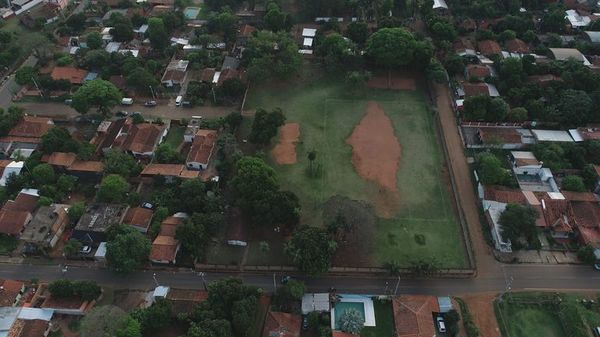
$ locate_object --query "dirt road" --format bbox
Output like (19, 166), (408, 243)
(433, 83), (501, 277)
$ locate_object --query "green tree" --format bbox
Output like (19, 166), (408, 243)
(106, 225), (151, 273)
(148, 18), (169, 50)
(72, 80), (122, 116)
(86, 32), (103, 49)
(285, 226), (337, 276)
(175, 215), (209, 260)
(0, 106), (24, 137)
(80, 305), (129, 337)
(207, 9), (238, 43)
(32, 163), (56, 186)
(231, 297), (257, 336)
(554, 89), (592, 128)
(498, 204), (538, 247)
(264, 2), (291, 32)
(83, 50), (111, 69)
(154, 143), (183, 163)
(577, 245), (597, 264)
(187, 319), (232, 337)
(338, 309), (364, 334)
(126, 67), (159, 95)
(426, 59), (447, 83)
(67, 202), (85, 225)
(541, 9), (566, 34)
(63, 239), (82, 257)
(366, 28), (417, 69)
(104, 150), (140, 177)
(487, 97), (510, 122)
(48, 279), (75, 298)
(113, 317), (142, 337)
(97, 174), (129, 203)
(244, 31), (302, 82)
(562, 175), (587, 192)
(346, 22), (369, 45)
(130, 299), (172, 333)
(248, 108), (285, 145)
(15, 66), (36, 85)
(231, 156), (278, 216)
(317, 33), (356, 73)
(111, 22), (134, 42)
(477, 153), (510, 185)
(40, 127), (79, 154)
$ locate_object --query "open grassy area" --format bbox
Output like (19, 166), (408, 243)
(245, 78), (466, 268)
(361, 299), (395, 337)
(163, 126), (185, 148)
(495, 292), (600, 337)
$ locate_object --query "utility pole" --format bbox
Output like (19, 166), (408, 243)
(152, 273), (159, 287)
(394, 276), (401, 295)
(272, 273), (276, 293)
(149, 85), (156, 100)
(198, 272), (208, 291)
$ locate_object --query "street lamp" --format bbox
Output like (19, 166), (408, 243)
(394, 276), (401, 295)
(152, 273), (159, 287)
(197, 272), (207, 291)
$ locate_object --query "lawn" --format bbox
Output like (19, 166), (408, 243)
(244, 78), (466, 268)
(361, 299), (395, 337)
(163, 126), (185, 148)
(495, 292), (600, 337)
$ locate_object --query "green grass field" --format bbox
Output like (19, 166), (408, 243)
(245, 78), (466, 268)
(361, 299), (395, 337)
(163, 126), (185, 148)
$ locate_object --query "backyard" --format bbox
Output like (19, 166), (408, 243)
(495, 292), (600, 337)
(361, 299), (395, 337)
(243, 77), (467, 268)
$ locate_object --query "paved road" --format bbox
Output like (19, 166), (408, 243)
(0, 56), (38, 108)
(16, 102), (236, 120)
(0, 263), (598, 294)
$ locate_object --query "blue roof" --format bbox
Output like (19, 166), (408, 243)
(84, 72), (98, 82)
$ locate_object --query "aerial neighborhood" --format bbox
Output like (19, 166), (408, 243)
(1, 0), (600, 336)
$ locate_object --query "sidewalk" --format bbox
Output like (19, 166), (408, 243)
(495, 250), (580, 264)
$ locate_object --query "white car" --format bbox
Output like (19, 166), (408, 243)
(80, 245), (92, 254)
(436, 317), (446, 333)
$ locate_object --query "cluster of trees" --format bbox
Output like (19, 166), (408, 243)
(366, 28), (433, 71)
(249, 108), (285, 145)
(106, 224), (151, 273)
(151, 177), (222, 215)
(185, 78), (246, 106)
(476, 153), (516, 187)
(72, 80), (122, 116)
(231, 156), (300, 230)
(463, 95), (510, 122)
(0, 106), (23, 137)
(285, 226), (337, 275)
(243, 31), (302, 82)
(184, 278), (260, 337)
(176, 212), (224, 261)
(48, 279), (102, 301)
(499, 203), (540, 250)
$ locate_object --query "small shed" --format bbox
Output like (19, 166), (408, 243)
(94, 242), (107, 261)
(437, 296), (453, 313)
(301, 293), (330, 314)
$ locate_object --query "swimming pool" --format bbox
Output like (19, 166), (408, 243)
(333, 302), (366, 329)
(184, 7), (200, 20)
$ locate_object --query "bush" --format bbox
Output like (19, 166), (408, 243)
(577, 245), (597, 265)
(414, 234), (426, 245)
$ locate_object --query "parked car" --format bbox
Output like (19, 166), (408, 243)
(80, 245), (92, 254)
(281, 276), (292, 284)
(144, 100), (157, 107)
(121, 97), (134, 105)
(116, 111), (128, 117)
(594, 264), (600, 271)
(302, 316), (309, 331)
(436, 317), (446, 333)
(64, 99), (72, 105)
(141, 202), (154, 209)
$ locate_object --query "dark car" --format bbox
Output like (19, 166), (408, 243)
(302, 316), (309, 331)
(594, 263), (600, 271)
(281, 276), (292, 284)
(116, 110), (128, 117)
(144, 100), (157, 107)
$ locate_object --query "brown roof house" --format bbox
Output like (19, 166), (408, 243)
(161, 60), (189, 87)
(0, 116), (54, 153)
(186, 129), (217, 170)
(123, 207), (154, 233)
(0, 189), (39, 236)
(392, 295), (440, 337)
(141, 164), (200, 182)
(541, 193), (577, 241)
(262, 311), (301, 337)
(149, 214), (187, 264)
(477, 39), (502, 57)
(505, 38), (530, 54)
(0, 279), (25, 307)
(50, 66), (88, 85)
(101, 118), (167, 157)
(20, 204), (70, 251)
(464, 64), (492, 80)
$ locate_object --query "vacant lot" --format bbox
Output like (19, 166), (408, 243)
(245, 79), (466, 268)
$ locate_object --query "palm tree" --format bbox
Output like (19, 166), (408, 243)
(307, 150), (317, 175)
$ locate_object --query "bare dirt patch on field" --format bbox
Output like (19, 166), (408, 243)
(272, 123), (300, 165)
(346, 101), (401, 217)
(461, 293), (502, 337)
(367, 74), (416, 91)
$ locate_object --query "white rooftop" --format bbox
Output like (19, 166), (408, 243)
(0, 161), (23, 187)
(302, 28), (316, 37)
(302, 293), (330, 314)
(105, 41), (121, 53)
(565, 9), (591, 27)
(548, 192), (566, 200)
(433, 0), (448, 9)
(303, 37), (313, 47)
(531, 129), (574, 142)
(511, 151), (537, 159)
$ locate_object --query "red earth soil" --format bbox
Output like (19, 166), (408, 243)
(367, 75), (417, 91)
(346, 101), (402, 218)
(461, 293), (502, 337)
(272, 123), (300, 165)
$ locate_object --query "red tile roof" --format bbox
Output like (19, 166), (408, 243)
(477, 40), (502, 56)
(141, 164), (185, 177)
(50, 66), (87, 85)
(262, 311), (301, 337)
(159, 216), (183, 236)
(478, 127), (522, 144)
(505, 39), (530, 53)
(462, 82), (489, 97)
(541, 198), (575, 233)
(0, 209), (31, 235)
(8, 116), (53, 139)
(0, 279), (24, 306)
(46, 152), (77, 167)
(239, 24), (256, 36)
(465, 64), (490, 78)
(121, 123), (165, 154)
(392, 295), (440, 337)
(166, 289), (208, 302)
(562, 192), (597, 202)
(186, 129), (217, 166)
(16, 319), (49, 337)
(67, 161), (104, 173)
(201, 68), (216, 82)
(527, 75), (562, 87)
(483, 186), (527, 204)
(149, 235), (179, 262)
(123, 207), (153, 231)
(571, 201), (600, 228)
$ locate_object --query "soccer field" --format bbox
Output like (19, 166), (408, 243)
(245, 79), (467, 268)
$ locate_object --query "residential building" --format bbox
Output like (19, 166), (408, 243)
(565, 9), (591, 28)
(0, 189), (39, 236)
(20, 204), (70, 251)
(149, 214), (187, 264)
(123, 207), (153, 233)
(0, 279), (25, 306)
(161, 60), (189, 87)
(510, 151), (559, 192)
(461, 82), (500, 98)
(0, 307), (54, 337)
(549, 48), (591, 66)
(71, 204), (126, 244)
(505, 38), (530, 54)
(301, 293), (330, 314)
(262, 311), (301, 337)
(531, 129), (574, 143)
(477, 40), (502, 57)
(186, 129), (217, 170)
(461, 126), (535, 149)
(0, 116), (54, 156)
(392, 295), (440, 337)
(50, 66), (88, 85)
(141, 164), (200, 181)
(0, 161), (24, 186)
(464, 64), (492, 80)
(94, 118), (167, 157)
(166, 288), (208, 314)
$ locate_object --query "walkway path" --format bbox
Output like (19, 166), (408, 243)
(433, 83), (501, 278)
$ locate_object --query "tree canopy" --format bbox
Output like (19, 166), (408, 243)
(244, 31), (302, 82)
(498, 204), (539, 249)
(97, 174), (129, 203)
(106, 224), (151, 273)
(72, 80), (122, 116)
(285, 226), (337, 276)
(366, 28), (432, 69)
(104, 150), (140, 177)
(248, 108), (285, 145)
